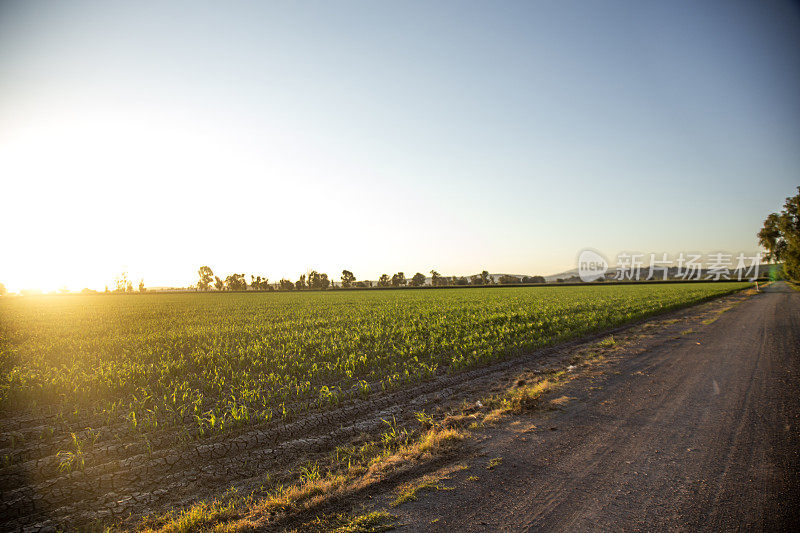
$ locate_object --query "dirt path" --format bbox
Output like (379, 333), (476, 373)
(385, 282), (800, 531)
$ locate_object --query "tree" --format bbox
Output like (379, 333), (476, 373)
(250, 275), (270, 291)
(452, 276), (469, 285)
(470, 274), (482, 285)
(430, 270), (443, 286)
(410, 272), (426, 286)
(522, 275), (546, 284)
(378, 274), (391, 287)
(304, 270), (328, 290)
(341, 270), (356, 288)
(758, 213), (786, 263)
(214, 276), (224, 291)
(391, 272), (406, 287)
(197, 266), (214, 291)
(307, 270), (329, 290)
(138, 279), (146, 292)
(114, 271), (129, 293)
(296, 274), (306, 290)
(498, 274), (522, 284)
(225, 273), (247, 291)
(480, 270), (491, 285)
(0, 282), (6, 296)
(279, 278), (294, 291)
(759, 186), (800, 281)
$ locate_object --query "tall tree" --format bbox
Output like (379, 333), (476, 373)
(225, 273), (247, 291)
(480, 270), (491, 285)
(341, 270), (356, 288)
(250, 275), (269, 291)
(307, 270), (329, 289)
(410, 272), (426, 286)
(430, 270), (442, 286)
(214, 276), (224, 291)
(759, 186), (800, 281)
(197, 266), (215, 291)
(114, 271), (129, 293)
(296, 274), (306, 290)
(758, 213), (787, 263)
(279, 278), (294, 291)
(391, 272), (406, 287)
(378, 274), (391, 287)
(138, 279), (146, 292)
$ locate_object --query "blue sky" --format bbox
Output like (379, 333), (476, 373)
(0, 1), (798, 290)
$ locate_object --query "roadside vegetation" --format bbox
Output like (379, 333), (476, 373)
(139, 419), (464, 532)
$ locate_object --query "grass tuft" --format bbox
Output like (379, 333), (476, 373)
(486, 457), (503, 470)
(298, 511), (396, 533)
(392, 477), (453, 506)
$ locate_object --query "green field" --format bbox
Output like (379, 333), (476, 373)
(0, 282), (750, 439)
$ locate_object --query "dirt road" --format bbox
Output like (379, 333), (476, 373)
(391, 282), (800, 531)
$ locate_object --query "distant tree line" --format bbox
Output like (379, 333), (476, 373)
(0, 273), (148, 296)
(0, 267), (549, 297)
(195, 267), (548, 292)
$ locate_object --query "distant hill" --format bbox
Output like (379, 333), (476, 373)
(544, 269), (580, 282)
(543, 263), (775, 282)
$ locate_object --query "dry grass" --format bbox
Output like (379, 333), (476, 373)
(549, 395), (575, 407)
(289, 511), (396, 533)
(140, 424), (464, 533)
(392, 474), (453, 506)
(701, 303), (736, 324)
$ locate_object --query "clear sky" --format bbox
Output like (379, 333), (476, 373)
(1, 0), (798, 292)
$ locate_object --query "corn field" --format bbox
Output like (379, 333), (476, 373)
(1, 283), (749, 439)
